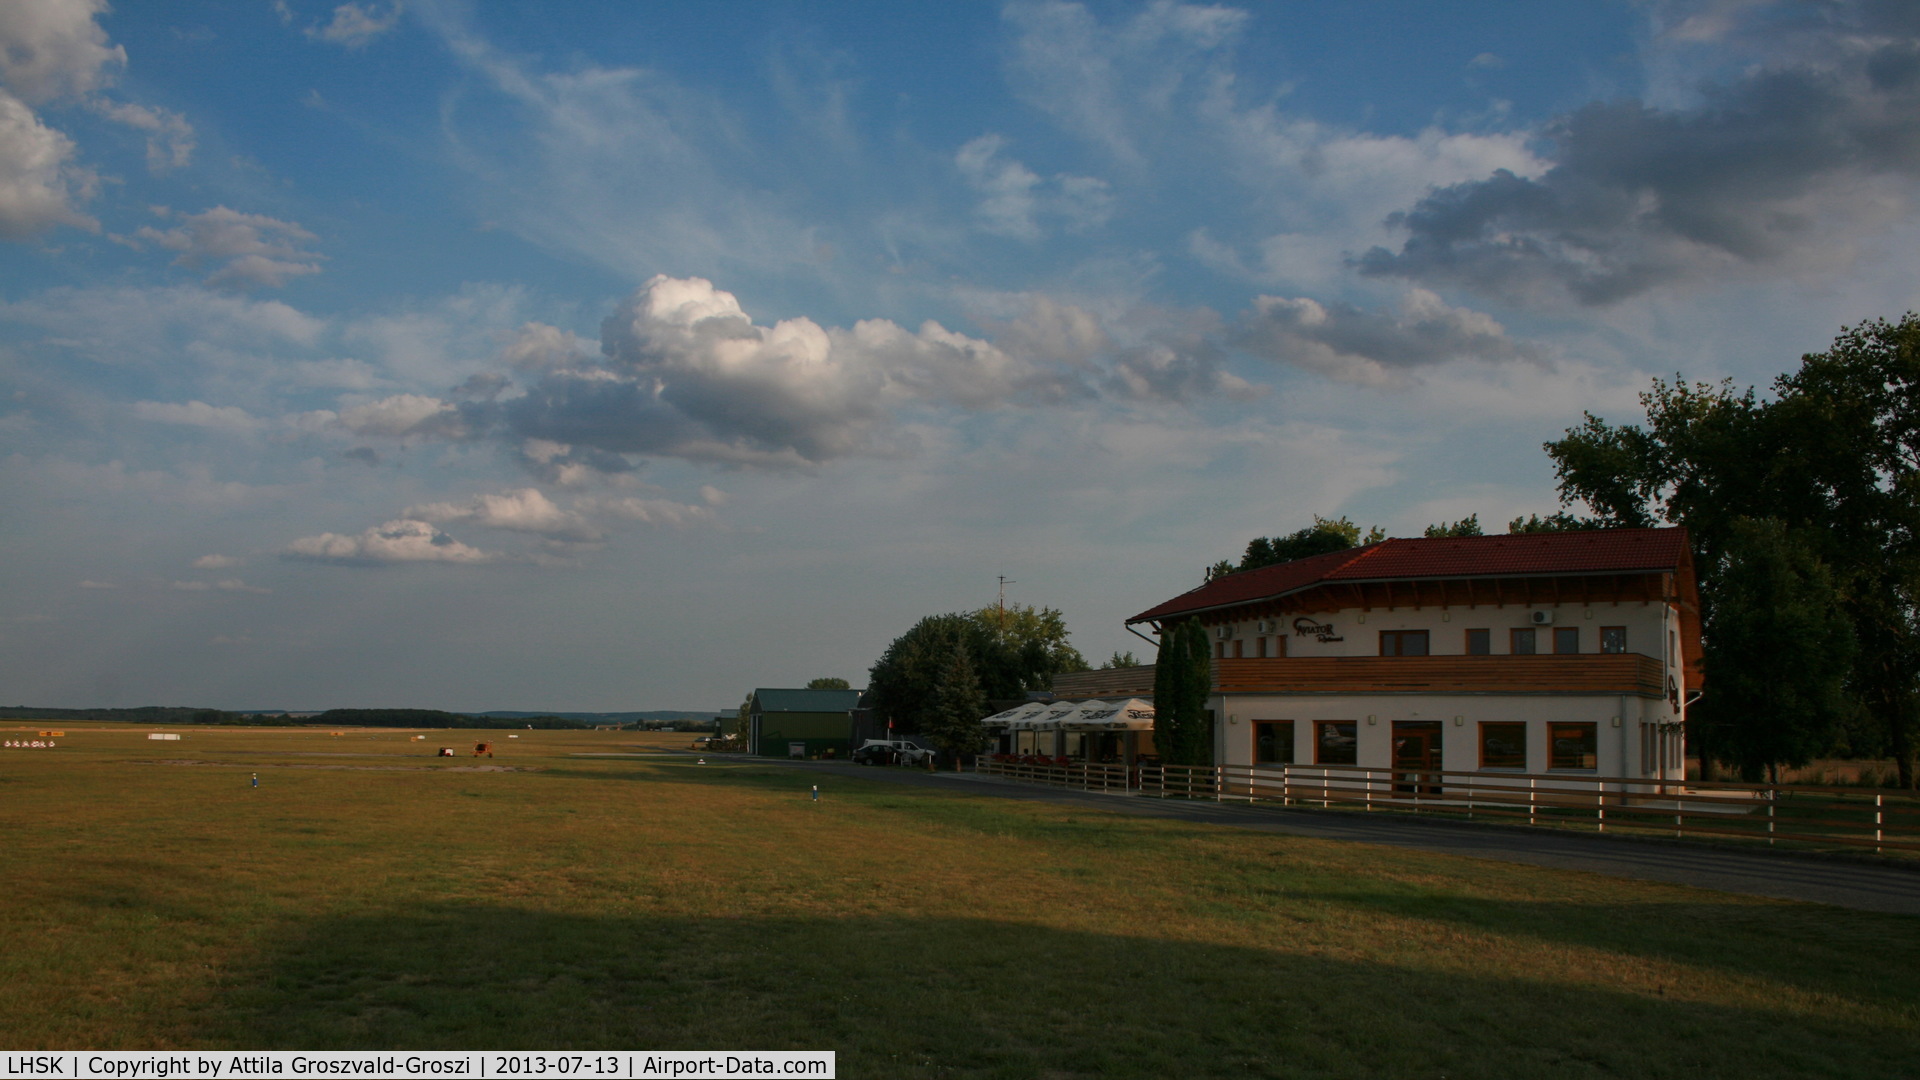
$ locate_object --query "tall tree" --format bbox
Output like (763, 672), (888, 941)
(866, 604), (1087, 734)
(1151, 620), (1213, 766)
(1214, 516), (1387, 581)
(1699, 519), (1856, 782)
(920, 641), (988, 769)
(1545, 314), (1920, 787)
(1100, 650), (1141, 669)
(805, 677), (851, 690)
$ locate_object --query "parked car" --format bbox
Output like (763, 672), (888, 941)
(852, 739), (936, 766)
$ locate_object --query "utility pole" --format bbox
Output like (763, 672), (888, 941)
(997, 575), (1015, 632)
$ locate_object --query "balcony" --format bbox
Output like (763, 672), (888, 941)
(1049, 653), (1668, 699)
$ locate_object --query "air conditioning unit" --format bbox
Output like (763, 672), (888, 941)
(1255, 619), (1274, 634)
(1530, 610), (1554, 625)
(1215, 625), (1232, 640)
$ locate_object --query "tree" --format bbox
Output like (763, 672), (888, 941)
(805, 677), (851, 690)
(866, 604), (1088, 736)
(1506, 512), (1599, 533)
(1213, 516), (1386, 581)
(1423, 514), (1483, 538)
(1545, 314), (1920, 787)
(920, 641), (988, 769)
(1699, 519), (1855, 782)
(1151, 620), (1213, 766)
(1100, 650), (1141, 669)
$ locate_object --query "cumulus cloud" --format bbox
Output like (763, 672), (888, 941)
(0, 89), (95, 237)
(192, 554), (242, 569)
(1237, 289), (1545, 385)
(306, 2), (402, 49)
(499, 274), (1086, 468)
(0, 0), (124, 105)
(1357, 3), (1920, 304)
(405, 487), (603, 543)
(284, 519), (493, 565)
(132, 207), (324, 289)
(955, 134), (1112, 239)
(132, 399), (261, 433)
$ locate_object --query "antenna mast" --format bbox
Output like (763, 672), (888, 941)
(997, 575), (1015, 631)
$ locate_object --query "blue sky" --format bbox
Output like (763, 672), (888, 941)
(4, 0), (1919, 711)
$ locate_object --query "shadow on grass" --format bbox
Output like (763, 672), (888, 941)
(201, 907), (1913, 1079)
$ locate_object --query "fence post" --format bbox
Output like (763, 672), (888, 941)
(1597, 781), (1605, 833)
(1767, 788), (1775, 847)
(1528, 777), (1536, 828)
(1215, 765), (1223, 803)
(1877, 793), (1884, 854)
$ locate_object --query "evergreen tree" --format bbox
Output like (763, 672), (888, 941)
(1152, 620), (1213, 766)
(920, 641), (987, 769)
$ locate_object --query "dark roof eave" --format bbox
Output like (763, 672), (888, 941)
(1126, 566), (1682, 625)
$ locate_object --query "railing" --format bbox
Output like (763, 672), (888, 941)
(976, 757), (1133, 793)
(973, 757), (1920, 856)
(1051, 653), (1669, 699)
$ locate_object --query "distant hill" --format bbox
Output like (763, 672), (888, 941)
(480, 710), (719, 724)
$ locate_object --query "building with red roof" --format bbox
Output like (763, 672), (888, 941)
(1051, 527), (1699, 779)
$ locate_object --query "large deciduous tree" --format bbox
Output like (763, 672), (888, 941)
(1546, 313), (1920, 787)
(866, 604), (1088, 761)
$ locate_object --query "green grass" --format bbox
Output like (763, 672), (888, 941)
(1, 724), (1916, 1078)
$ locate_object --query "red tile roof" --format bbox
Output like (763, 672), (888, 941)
(1128, 527), (1689, 624)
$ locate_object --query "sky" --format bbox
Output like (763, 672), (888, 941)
(4, 0), (1920, 712)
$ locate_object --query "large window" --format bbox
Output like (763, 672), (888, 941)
(1465, 628), (1491, 655)
(1549, 722), (1598, 770)
(1254, 720), (1294, 764)
(1554, 627), (1580, 654)
(1600, 626), (1627, 654)
(1315, 721), (1358, 765)
(1479, 722), (1527, 769)
(1380, 630), (1430, 656)
(1511, 628), (1537, 655)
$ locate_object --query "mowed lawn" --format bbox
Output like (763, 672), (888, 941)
(1, 727), (1916, 1079)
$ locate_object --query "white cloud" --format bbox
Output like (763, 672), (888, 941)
(0, 88), (96, 238)
(76, 578), (114, 589)
(306, 2), (402, 50)
(955, 134), (1112, 239)
(169, 578), (269, 594)
(284, 518), (494, 565)
(192, 554), (242, 569)
(132, 399), (262, 433)
(132, 206), (324, 289)
(0, 285), (325, 366)
(575, 494), (718, 529)
(91, 98), (194, 172)
(406, 487), (602, 543)
(336, 393), (463, 438)
(0, 0), (124, 105)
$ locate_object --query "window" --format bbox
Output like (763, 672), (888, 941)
(1380, 630), (1430, 656)
(1600, 626), (1627, 654)
(1511, 628), (1536, 655)
(1479, 722), (1526, 769)
(1232, 638), (1244, 659)
(1315, 721), (1358, 765)
(1254, 720), (1294, 764)
(1465, 628), (1491, 655)
(1548, 722), (1598, 770)
(1554, 627), (1579, 654)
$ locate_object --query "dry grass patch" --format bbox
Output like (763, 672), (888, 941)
(0, 727), (1914, 1078)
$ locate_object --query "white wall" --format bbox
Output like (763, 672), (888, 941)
(1213, 601), (1672, 664)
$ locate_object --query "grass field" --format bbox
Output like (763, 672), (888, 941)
(1, 724), (1916, 1079)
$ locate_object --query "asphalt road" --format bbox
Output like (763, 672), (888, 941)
(776, 759), (1920, 916)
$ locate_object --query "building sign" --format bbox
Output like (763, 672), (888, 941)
(1293, 617), (1343, 643)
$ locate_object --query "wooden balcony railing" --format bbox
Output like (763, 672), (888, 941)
(1050, 653), (1668, 699)
(1212, 654), (1667, 697)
